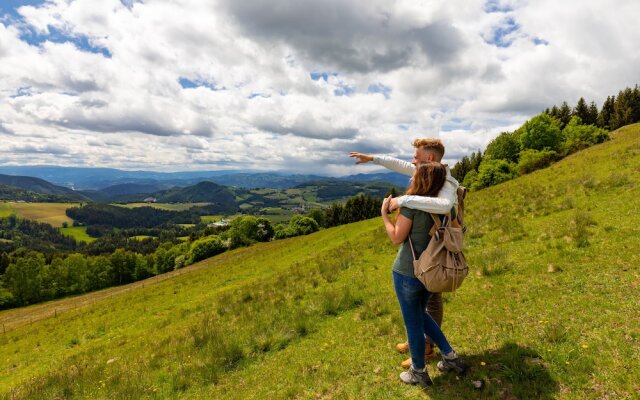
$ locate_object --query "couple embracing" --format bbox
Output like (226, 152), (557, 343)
(350, 139), (468, 387)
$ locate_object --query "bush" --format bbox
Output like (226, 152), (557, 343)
(4, 252), (46, 306)
(306, 208), (325, 227)
(485, 131), (521, 163)
(188, 236), (226, 263)
(225, 216), (274, 249)
(562, 116), (610, 154)
(520, 113), (563, 152)
(517, 149), (558, 175)
(461, 169), (479, 188)
(288, 216), (319, 236)
(472, 159), (518, 189)
(0, 286), (16, 310)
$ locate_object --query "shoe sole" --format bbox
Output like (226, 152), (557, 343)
(437, 362), (469, 375)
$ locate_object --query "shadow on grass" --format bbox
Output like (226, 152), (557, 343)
(427, 342), (559, 400)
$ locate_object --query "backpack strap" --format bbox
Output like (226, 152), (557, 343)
(409, 212), (451, 259)
(407, 236), (417, 261)
(456, 186), (467, 227)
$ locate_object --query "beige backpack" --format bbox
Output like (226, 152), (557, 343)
(408, 186), (469, 293)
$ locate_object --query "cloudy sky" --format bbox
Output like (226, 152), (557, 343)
(1, 0), (639, 175)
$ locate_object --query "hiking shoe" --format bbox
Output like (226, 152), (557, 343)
(396, 342), (409, 353)
(400, 343), (436, 369)
(436, 352), (469, 375)
(399, 367), (433, 387)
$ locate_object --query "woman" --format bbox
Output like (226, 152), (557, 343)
(381, 161), (468, 387)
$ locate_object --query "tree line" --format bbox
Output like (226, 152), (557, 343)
(452, 84), (640, 189)
(0, 194), (384, 310)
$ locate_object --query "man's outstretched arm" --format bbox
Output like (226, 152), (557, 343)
(349, 152), (414, 176)
(349, 151), (458, 213)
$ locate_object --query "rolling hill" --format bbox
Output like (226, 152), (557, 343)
(79, 183), (170, 202)
(1, 124), (639, 399)
(0, 174), (90, 202)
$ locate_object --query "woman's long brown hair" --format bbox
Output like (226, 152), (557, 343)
(406, 162), (447, 197)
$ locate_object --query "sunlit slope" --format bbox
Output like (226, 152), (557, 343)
(1, 124), (639, 399)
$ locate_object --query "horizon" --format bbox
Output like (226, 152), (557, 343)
(1, 1), (640, 174)
(0, 163), (405, 178)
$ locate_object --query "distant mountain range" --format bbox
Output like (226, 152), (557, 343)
(0, 171), (404, 206)
(0, 166), (410, 190)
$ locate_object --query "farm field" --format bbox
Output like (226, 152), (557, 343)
(0, 202), (77, 227)
(1, 124), (639, 399)
(59, 226), (95, 243)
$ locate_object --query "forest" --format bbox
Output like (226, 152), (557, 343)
(0, 194), (383, 309)
(452, 85), (640, 188)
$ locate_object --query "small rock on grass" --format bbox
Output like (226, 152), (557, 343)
(547, 264), (562, 273)
(472, 380), (484, 389)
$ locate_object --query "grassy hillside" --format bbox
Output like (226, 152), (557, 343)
(1, 124), (639, 399)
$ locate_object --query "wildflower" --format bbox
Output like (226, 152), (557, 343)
(480, 361), (486, 366)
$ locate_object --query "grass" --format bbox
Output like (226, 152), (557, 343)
(1, 124), (640, 399)
(200, 215), (236, 224)
(0, 202), (14, 218)
(59, 226), (96, 243)
(6, 202), (77, 227)
(130, 235), (156, 240)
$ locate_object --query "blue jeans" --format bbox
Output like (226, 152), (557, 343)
(393, 271), (453, 370)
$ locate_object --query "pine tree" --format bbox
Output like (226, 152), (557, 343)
(612, 88), (632, 129)
(587, 101), (599, 125)
(597, 96), (615, 129)
(574, 97), (589, 124)
(451, 155), (471, 182)
(558, 102), (572, 130)
(630, 85), (640, 124)
(470, 151), (483, 172)
(0, 252), (10, 275)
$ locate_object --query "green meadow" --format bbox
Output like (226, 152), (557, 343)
(1, 124), (639, 399)
(59, 226), (96, 243)
(0, 203), (14, 218)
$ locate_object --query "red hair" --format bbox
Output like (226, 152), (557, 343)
(406, 162), (447, 197)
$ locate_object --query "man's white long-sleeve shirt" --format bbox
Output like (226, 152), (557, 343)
(372, 155), (459, 214)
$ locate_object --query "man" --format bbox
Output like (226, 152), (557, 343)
(349, 138), (459, 368)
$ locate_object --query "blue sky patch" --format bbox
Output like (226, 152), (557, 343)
(441, 118), (472, 132)
(10, 87), (33, 98)
(20, 25), (112, 58)
(310, 71), (338, 81)
(334, 85), (355, 96)
(179, 77), (219, 91)
(483, 0), (513, 13)
(119, 0), (143, 10)
(484, 16), (520, 47)
(2, 2), (112, 57)
(0, 0), (46, 19)
(368, 83), (391, 99)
